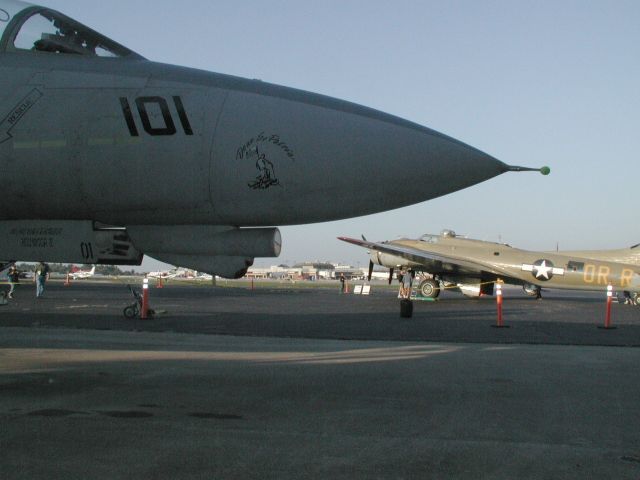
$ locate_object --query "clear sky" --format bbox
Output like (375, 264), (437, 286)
(36, 1), (640, 270)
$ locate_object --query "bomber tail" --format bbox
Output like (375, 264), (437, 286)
(559, 244), (640, 266)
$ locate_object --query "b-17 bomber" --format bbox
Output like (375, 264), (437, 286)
(340, 230), (640, 301)
(0, 0), (545, 277)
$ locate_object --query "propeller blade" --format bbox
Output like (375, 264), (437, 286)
(368, 260), (373, 281)
(388, 267), (394, 285)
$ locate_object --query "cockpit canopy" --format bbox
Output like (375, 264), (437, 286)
(419, 234), (439, 244)
(419, 229), (456, 244)
(0, 0), (142, 58)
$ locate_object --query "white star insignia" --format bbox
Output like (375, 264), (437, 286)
(533, 260), (552, 280)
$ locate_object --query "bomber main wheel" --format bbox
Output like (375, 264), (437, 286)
(523, 284), (541, 298)
(419, 279), (440, 298)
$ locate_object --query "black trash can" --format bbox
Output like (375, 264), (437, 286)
(400, 299), (413, 318)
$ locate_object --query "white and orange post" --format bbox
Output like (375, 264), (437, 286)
(141, 277), (150, 319)
(492, 281), (509, 328)
(496, 283), (503, 326)
(600, 284), (615, 330)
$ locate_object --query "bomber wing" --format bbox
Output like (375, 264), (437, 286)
(338, 237), (516, 279)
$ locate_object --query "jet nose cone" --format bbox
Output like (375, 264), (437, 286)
(211, 89), (511, 225)
(294, 109), (508, 219)
(382, 125), (508, 205)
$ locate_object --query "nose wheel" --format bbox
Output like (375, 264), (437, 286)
(123, 304), (139, 318)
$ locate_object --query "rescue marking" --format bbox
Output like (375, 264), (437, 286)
(1, 89), (43, 144)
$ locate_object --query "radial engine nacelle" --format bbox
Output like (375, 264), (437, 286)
(370, 250), (421, 270)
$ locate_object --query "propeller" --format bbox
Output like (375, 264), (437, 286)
(367, 260), (374, 281)
(388, 267), (394, 285)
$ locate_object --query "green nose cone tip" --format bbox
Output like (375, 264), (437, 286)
(540, 166), (551, 176)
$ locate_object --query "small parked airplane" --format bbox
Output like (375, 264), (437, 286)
(69, 265), (95, 279)
(147, 268), (180, 280)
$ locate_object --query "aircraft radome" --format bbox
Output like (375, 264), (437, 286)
(340, 230), (640, 301)
(0, 0), (547, 278)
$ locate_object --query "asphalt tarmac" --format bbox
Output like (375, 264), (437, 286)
(1, 280), (639, 345)
(1, 280), (640, 479)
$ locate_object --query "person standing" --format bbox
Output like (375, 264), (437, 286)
(34, 261), (50, 298)
(401, 270), (413, 298)
(7, 265), (19, 299)
(339, 273), (345, 294)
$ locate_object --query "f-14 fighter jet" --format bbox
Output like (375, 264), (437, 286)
(0, 1), (546, 277)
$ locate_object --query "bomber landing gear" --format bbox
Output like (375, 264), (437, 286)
(418, 278), (440, 299)
(523, 284), (542, 299)
(623, 292), (639, 306)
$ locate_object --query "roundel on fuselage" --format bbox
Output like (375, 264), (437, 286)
(531, 259), (555, 281)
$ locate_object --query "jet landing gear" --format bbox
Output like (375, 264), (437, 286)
(123, 284), (155, 319)
(418, 278), (440, 299)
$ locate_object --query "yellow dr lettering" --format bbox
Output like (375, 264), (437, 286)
(584, 264), (596, 283)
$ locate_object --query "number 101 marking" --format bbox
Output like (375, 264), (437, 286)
(120, 96), (193, 137)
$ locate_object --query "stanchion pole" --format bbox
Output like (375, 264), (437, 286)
(492, 281), (510, 328)
(599, 284), (616, 330)
(141, 277), (149, 319)
(606, 284), (612, 328)
(496, 283), (503, 326)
